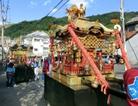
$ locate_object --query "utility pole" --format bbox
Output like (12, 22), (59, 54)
(1, 17), (4, 62)
(120, 0), (128, 70)
(120, 0), (126, 44)
(0, 0), (9, 61)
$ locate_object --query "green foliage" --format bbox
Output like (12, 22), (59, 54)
(88, 12), (138, 28)
(5, 12), (138, 38)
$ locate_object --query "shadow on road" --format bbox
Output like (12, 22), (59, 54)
(0, 70), (46, 106)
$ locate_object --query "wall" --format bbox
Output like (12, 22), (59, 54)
(126, 33), (138, 65)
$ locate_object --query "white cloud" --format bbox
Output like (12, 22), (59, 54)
(51, 8), (58, 13)
(43, 0), (51, 6)
(90, 0), (94, 2)
(69, 0), (94, 7)
(30, 1), (37, 6)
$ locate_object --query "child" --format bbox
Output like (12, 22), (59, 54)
(6, 62), (16, 87)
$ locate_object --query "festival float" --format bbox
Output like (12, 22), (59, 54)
(9, 44), (34, 83)
(44, 4), (135, 106)
(10, 44), (28, 64)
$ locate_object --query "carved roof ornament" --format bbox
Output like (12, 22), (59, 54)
(79, 3), (86, 18)
(66, 3), (86, 22)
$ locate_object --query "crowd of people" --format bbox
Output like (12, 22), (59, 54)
(5, 54), (52, 88)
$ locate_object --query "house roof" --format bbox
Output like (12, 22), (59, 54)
(126, 31), (138, 40)
(23, 31), (49, 39)
(125, 16), (138, 40)
(126, 16), (138, 25)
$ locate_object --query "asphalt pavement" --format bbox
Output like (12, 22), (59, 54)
(0, 64), (126, 106)
(0, 70), (47, 106)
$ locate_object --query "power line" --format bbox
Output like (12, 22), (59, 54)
(45, 0), (64, 17)
(51, 0), (69, 17)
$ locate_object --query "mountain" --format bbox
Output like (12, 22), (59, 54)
(5, 11), (138, 38)
(88, 12), (138, 28)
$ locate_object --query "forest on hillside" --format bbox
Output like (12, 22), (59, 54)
(5, 11), (138, 38)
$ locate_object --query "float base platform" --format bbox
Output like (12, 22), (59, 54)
(44, 74), (127, 106)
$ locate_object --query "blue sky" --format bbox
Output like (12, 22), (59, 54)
(6, 0), (138, 23)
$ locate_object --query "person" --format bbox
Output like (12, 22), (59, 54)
(6, 62), (16, 87)
(33, 58), (39, 80)
(47, 54), (52, 76)
(114, 54), (121, 64)
(42, 57), (49, 80)
(124, 68), (138, 106)
(103, 55), (111, 64)
(43, 57), (49, 74)
(79, 3), (86, 18)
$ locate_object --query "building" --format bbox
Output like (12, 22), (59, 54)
(125, 16), (138, 65)
(22, 31), (50, 57)
(0, 36), (11, 60)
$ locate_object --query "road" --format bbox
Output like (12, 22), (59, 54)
(0, 70), (47, 106)
(0, 64), (126, 106)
